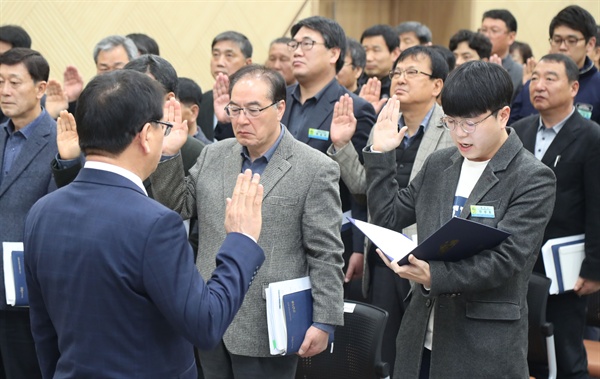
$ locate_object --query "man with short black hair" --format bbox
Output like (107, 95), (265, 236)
(178, 77), (211, 144)
(513, 53), (600, 379)
(449, 29), (492, 67)
(359, 24), (400, 98)
(25, 69), (265, 379)
(479, 9), (522, 93)
(510, 5), (600, 125)
(365, 61), (555, 378)
(198, 31), (253, 142)
(0, 47), (55, 379)
(0, 25), (31, 54)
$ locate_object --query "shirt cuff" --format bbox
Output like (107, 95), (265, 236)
(312, 322), (335, 335)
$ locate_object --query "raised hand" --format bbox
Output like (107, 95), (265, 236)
(225, 169), (264, 242)
(523, 57), (537, 85)
(162, 98), (189, 155)
(371, 96), (407, 153)
(56, 110), (81, 160)
(63, 65), (84, 103)
(330, 94), (357, 150)
(45, 79), (69, 119)
(213, 73), (231, 123)
(359, 77), (387, 114)
(489, 54), (502, 66)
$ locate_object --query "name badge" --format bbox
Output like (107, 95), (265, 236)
(308, 128), (329, 141)
(470, 205), (495, 218)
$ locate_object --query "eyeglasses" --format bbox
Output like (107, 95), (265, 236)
(441, 110), (500, 134)
(150, 120), (173, 136)
(389, 68), (433, 80)
(549, 36), (586, 47)
(224, 102), (278, 118)
(478, 28), (509, 36)
(287, 39), (327, 52)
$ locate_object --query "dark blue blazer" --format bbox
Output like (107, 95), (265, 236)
(0, 110), (57, 310)
(24, 168), (264, 379)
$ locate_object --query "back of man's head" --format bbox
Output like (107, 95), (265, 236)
(360, 24), (400, 52)
(0, 47), (49, 82)
(482, 9), (517, 33)
(212, 31), (253, 59)
(429, 45), (456, 72)
(76, 70), (164, 156)
(93, 35), (139, 64)
(441, 61), (512, 117)
(178, 77), (202, 106)
(0, 25), (32, 51)
(124, 54), (178, 96)
(549, 5), (597, 42)
(396, 45), (449, 82)
(347, 37), (366, 70)
(126, 33), (160, 56)
(395, 21), (433, 44)
(449, 29), (493, 60)
(228, 64), (286, 103)
(291, 16), (347, 73)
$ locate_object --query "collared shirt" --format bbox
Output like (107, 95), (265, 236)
(398, 104), (434, 148)
(84, 160), (148, 196)
(240, 124), (285, 175)
(1, 108), (48, 184)
(287, 78), (338, 139)
(534, 107), (574, 160)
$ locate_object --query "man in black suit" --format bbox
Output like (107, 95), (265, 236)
(512, 53), (600, 379)
(281, 16), (376, 301)
(197, 31), (252, 142)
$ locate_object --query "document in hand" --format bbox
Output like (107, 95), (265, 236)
(348, 217), (510, 265)
(266, 276), (312, 355)
(541, 234), (585, 294)
(3, 242), (28, 307)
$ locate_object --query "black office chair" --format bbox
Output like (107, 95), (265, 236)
(295, 300), (390, 379)
(527, 272), (557, 379)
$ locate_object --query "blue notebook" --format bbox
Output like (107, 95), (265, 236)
(11, 250), (28, 306)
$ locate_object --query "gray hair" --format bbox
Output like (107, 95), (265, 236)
(395, 21), (432, 44)
(93, 35), (139, 63)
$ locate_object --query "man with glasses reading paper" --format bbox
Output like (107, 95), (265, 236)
(363, 61), (556, 378)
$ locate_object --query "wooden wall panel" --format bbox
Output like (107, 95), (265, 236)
(0, 0), (313, 91)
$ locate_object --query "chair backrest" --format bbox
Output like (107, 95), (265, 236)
(296, 301), (388, 379)
(527, 273), (553, 370)
(586, 290), (600, 327)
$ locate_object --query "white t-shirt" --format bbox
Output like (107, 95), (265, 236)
(424, 157), (489, 350)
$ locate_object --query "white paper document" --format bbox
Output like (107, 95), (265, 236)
(541, 234), (585, 295)
(348, 218), (417, 262)
(265, 276), (311, 355)
(3, 242), (24, 306)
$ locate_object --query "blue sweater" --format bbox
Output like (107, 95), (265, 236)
(509, 56), (600, 125)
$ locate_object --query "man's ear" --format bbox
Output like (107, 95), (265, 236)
(138, 122), (152, 153)
(245, 58), (253, 65)
(191, 104), (199, 119)
(36, 81), (47, 100)
(165, 92), (176, 101)
(354, 66), (364, 81)
(329, 47), (341, 66)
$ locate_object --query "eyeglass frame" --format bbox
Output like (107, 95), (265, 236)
(224, 101), (279, 118)
(150, 120), (173, 136)
(287, 38), (327, 52)
(477, 27), (511, 36)
(388, 68), (433, 80)
(549, 36), (586, 47)
(441, 109), (502, 134)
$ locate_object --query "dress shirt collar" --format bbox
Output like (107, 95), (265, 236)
(84, 160), (148, 195)
(2, 107), (48, 139)
(537, 106), (575, 133)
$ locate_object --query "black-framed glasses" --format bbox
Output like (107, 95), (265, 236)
(389, 68), (433, 80)
(549, 36), (586, 47)
(287, 39), (327, 52)
(150, 120), (174, 136)
(441, 109), (501, 134)
(224, 102), (278, 118)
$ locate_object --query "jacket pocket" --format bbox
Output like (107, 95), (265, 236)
(466, 300), (520, 321)
(264, 196), (298, 207)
